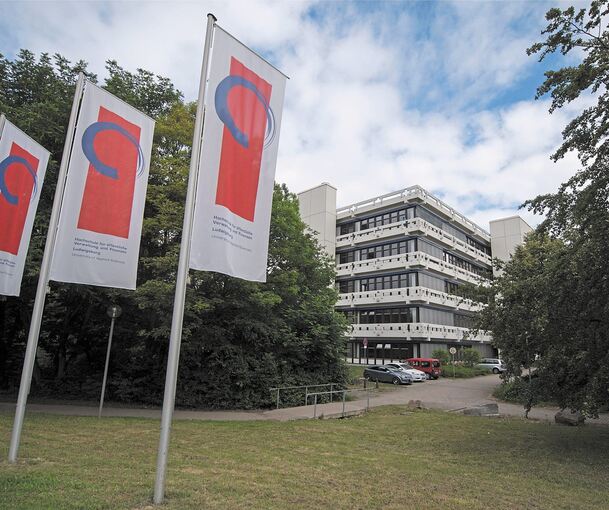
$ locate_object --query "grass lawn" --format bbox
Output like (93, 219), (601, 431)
(347, 364), (365, 384)
(2, 408), (609, 509)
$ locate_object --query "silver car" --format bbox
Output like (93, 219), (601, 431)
(477, 358), (506, 374)
(385, 362), (427, 382)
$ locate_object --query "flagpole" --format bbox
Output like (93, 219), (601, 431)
(0, 114), (6, 137)
(8, 73), (85, 463)
(153, 13), (216, 505)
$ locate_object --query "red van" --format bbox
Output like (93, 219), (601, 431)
(406, 358), (442, 379)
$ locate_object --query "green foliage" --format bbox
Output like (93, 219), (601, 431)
(440, 365), (488, 378)
(477, 231), (609, 416)
(431, 349), (450, 365)
(476, 0), (609, 416)
(493, 377), (554, 407)
(460, 348), (481, 367)
(0, 50), (348, 408)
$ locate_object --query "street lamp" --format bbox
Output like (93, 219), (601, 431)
(98, 305), (122, 418)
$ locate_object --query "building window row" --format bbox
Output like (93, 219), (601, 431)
(337, 207), (415, 236)
(342, 306), (476, 328)
(359, 307), (417, 324)
(337, 237), (490, 278)
(338, 239), (415, 264)
(467, 237), (490, 255)
(444, 252), (491, 278)
(336, 205), (491, 256)
(337, 271), (460, 295)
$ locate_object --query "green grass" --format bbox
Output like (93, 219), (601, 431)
(347, 365), (365, 384)
(2, 409), (609, 509)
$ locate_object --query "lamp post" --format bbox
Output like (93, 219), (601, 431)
(98, 305), (122, 418)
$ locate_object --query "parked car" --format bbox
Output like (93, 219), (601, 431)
(384, 362), (427, 382)
(406, 358), (442, 379)
(363, 365), (413, 385)
(477, 358), (506, 374)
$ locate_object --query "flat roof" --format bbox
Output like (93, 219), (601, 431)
(335, 185), (490, 239)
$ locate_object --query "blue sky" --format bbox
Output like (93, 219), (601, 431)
(0, 0), (588, 229)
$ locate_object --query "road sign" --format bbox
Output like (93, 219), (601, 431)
(449, 347), (457, 355)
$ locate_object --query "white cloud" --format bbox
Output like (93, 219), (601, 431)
(0, 0), (589, 232)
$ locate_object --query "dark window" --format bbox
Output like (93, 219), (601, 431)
(338, 251), (355, 264)
(445, 281), (459, 295)
(359, 307), (416, 324)
(467, 236), (491, 255)
(338, 280), (355, 293)
(454, 313), (475, 329)
(356, 208), (412, 232)
(338, 223), (355, 236)
(444, 252), (491, 278)
(342, 310), (357, 324)
(357, 272), (416, 292)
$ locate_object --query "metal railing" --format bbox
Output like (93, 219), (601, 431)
(269, 383), (379, 416)
(269, 383), (341, 410)
(305, 387), (377, 418)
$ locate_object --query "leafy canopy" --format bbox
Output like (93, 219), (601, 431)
(478, 1), (609, 416)
(0, 50), (348, 408)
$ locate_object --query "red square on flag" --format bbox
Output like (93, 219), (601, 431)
(77, 107), (141, 238)
(0, 143), (39, 255)
(215, 58), (272, 222)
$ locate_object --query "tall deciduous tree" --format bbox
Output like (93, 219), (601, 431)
(0, 51), (348, 408)
(480, 2), (609, 416)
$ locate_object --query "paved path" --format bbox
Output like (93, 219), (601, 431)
(2, 375), (608, 425)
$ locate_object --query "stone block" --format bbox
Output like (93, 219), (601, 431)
(555, 410), (585, 426)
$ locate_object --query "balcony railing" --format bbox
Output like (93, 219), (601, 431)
(347, 322), (492, 342)
(336, 218), (491, 265)
(336, 185), (490, 240)
(336, 251), (487, 284)
(336, 285), (482, 312)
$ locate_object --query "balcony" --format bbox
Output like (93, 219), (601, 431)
(336, 218), (492, 265)
(347, 322), (492, 343)
(336, 286), (482, 312)
(335, 251), (485, 285)
(336, 185), (490, 241)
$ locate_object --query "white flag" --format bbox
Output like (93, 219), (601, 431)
(49, 82), (155, 290)
(0, 118), (50, 296)
(189, 26), (287, 282)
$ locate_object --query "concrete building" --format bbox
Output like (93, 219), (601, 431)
(297, 184), (530, 364)
(489, 216), (533, 276)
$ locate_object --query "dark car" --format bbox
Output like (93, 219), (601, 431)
(363, 365), (413, 385)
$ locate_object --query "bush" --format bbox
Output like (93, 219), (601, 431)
(461, 348), (481, 367)
(440, 365), (489, 378)
(431, 349), (450, 365)
(493, 376), (553, 406)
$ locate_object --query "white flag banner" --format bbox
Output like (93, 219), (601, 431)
(49, 82), (155, 290)
(0, 119), (50, 296)
(189, 26), (287, 282)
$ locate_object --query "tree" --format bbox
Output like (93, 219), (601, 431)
(0, 50), (348, 408)
(479, 1), (609, 416)
(431, 349), (450, 365)
(460, 348), (481, 368)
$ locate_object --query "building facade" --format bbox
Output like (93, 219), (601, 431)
(298, 184), (531, 364)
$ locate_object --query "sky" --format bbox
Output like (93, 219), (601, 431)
(0, 0), (590, 231)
